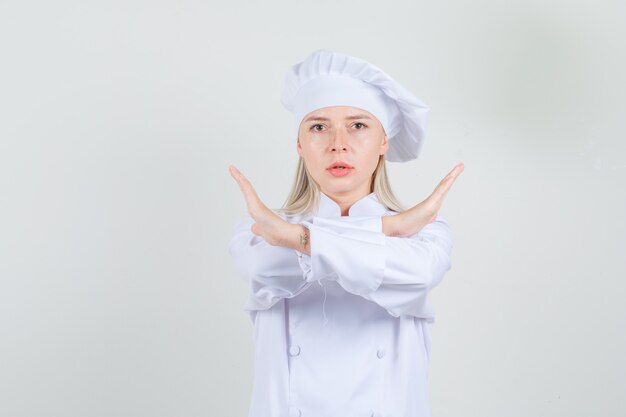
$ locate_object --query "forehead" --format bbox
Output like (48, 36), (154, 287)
(302, 105), (376, 122)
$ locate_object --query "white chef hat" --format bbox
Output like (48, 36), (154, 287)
(280, 49), (430, 162)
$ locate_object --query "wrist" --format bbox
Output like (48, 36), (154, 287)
(382, 215), (397, 237)
(291, 223), (310, 255)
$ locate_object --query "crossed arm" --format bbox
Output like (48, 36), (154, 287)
(227, 212), (452, 319)
(227, 163), (462, 319)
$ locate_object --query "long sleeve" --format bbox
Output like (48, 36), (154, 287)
(227, 214), (312, 317)
(295, 214), (453, 319)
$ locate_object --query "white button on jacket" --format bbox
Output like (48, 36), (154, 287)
(228, 191), (453, 417)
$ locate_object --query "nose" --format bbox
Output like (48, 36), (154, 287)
(329, 129), (348, 152)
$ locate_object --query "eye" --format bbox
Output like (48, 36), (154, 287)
(354, 122), (367, 129)
(310, 124), (325, 132)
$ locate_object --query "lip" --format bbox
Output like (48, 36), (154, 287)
(326, 161), (354, 178)
(326, 160), (354, 170)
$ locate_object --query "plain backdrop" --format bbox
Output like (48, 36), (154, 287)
(1, 1), (625, 416)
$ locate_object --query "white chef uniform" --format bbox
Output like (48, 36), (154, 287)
(228, 190), (453, 417)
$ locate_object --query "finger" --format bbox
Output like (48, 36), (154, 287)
(429, 163), (464, 203)
(431, 175), (457, 204)
(229, 164), (249, 189)
(229, 165), (256, 198)
(229, 165), (262, 210)
(438, 162), (464, 190)
(438, 163), (464, 187)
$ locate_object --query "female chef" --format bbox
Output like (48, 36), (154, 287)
(228, 49), (464, 417)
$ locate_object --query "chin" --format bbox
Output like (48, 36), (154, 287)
(320, 182), (358, 194)
(314, 171), (365, 194)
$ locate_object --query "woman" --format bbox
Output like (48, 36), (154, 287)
(228, 49), (464, 417)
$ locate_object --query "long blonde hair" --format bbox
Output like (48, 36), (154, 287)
(274, 153), (406, 217)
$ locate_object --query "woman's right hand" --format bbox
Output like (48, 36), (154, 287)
(229, 164), (296, 247)
(383, 163), (464, 237)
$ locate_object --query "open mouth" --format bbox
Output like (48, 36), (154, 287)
(327, 162), (354, 177)
(327, 161), (354, 170)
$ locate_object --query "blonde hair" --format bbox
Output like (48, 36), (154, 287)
(273, 153), (406, 217)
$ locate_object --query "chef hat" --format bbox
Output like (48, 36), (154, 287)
(280, 49), (430, 162)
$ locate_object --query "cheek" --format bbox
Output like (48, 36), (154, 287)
(358, 140), (382, 156)
(360, 147), (382, 171)
(299, 147), (325, 171)
(301, 141), (324, 156)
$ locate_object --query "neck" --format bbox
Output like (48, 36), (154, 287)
(321, 189), (372, 216)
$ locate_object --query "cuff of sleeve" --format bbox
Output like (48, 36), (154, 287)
(294, 248), (313, 283)
(302, 216), (386, 295)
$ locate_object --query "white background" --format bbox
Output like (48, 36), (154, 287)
(1, 1), (625, 416)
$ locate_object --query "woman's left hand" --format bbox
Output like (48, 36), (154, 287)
(383, 163), (464, 237)
(229, 164), (297, 247)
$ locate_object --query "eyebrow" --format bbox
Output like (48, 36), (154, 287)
(303, 114), (373, 123)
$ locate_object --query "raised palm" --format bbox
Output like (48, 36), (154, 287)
(230, 162), (464, 243)
(229, 164), (291, 246)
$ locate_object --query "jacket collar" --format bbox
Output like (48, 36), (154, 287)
(316, 191), (389, 218)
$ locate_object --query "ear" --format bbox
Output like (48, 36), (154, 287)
(380, 134), (389, 155)
(296, 138), (302, 157)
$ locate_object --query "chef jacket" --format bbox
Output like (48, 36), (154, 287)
(227, 191), (453, 417)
